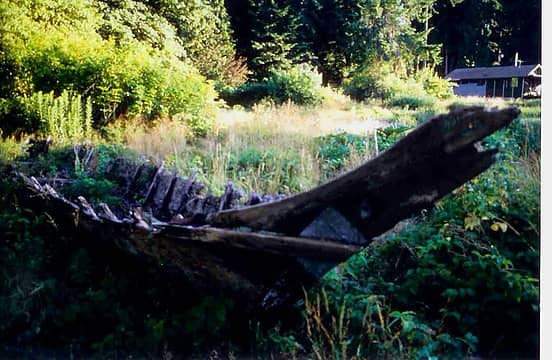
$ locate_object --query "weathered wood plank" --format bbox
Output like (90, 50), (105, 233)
(158, 224), (360, 261)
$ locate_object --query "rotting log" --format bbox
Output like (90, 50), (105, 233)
(12, 105), (520, 314)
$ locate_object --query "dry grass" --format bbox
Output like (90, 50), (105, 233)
(0, 131), (26, 163)
(101, 96), (537, 196)
(217, 99), (388, 138)
(106, 117), (192, 162)
(101, 100), (414, 195)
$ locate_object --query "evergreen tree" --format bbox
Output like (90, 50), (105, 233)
(357, 0), (440, 74)
(248, 0), (300, 80)
(293, 0), (440, 85)
(499, 0), (541, 65)
(293, 0), (355, 85)
(430, 0), (503, 73)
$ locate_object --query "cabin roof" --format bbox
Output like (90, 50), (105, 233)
(446, 64), (541, 81)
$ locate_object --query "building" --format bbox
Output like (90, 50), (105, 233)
(445, 64), (542, 98)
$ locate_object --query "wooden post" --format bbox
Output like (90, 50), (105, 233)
(521, 78), (525, 99)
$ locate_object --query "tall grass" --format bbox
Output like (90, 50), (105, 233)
(104, 97), (539, 197)
(0, 131), (24, 163)
(27, 90), (93, 144)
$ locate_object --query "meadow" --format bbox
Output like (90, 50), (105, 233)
(0, 94), (540, 358)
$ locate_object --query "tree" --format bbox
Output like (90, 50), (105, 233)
(295, 0), (441, 85)
(498, 0), (541, 66)
(431, 0), (505, 73)
(145, 0), (236, 80)
(293, 0), (362, 85)
(248, 0), (300, 80)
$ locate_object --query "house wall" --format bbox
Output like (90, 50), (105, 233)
(452, 76), (537, 98)
(485, 77), (524, 98)
(453, 82), (486, 97)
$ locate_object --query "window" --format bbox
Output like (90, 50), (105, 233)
(511, 77), (519, 87)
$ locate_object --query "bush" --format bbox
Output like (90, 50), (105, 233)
(379, 74), (438, 109)
(0, 97), (39, 136)
(388, 94), (436, 110)
(315, 132), (371, 178)
(220, 64), (324, 107)
(344, 62), (451, 105)
(343, 61), (395, 100)
(0, 0), (219, 133)
(309, 123), (540, 358)
(415, 68), (455, 99)
(219, 82), (271, 108)
(24, 90), (93, 144)
(265, 64), (324, 106)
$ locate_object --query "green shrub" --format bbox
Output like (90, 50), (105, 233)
(344, 62), (451, 104)
(24, 90), (93, 144)
(388, 94), (436, 110)
(344, 61), (431, 102)
(312, 124), (540, 358)
(297, 117), (540, 358)
(0, 97), (40, 136)
(265, 64), (323, 106)
(415, 68), (455, 99)
(63, 177), (120, 207)
(220, 64), (323, 107)
(315, 132), (371, 177)
(1, 0), (219, 132)
(219, 82), (271, 108)
(343, 62), (395, 100)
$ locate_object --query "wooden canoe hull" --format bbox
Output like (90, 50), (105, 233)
(13, 105), (520, 313)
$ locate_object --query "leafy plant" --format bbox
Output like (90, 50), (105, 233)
(265, 64), (324, 106)
(315, 132), (372, 177)
(0, 0), (220, 132)
(221, 64), (323, 107)
(376, 125), (412, 152)
(343, 61), (395, 100)
(24, 90), (93, 144)
(388, 94), (436, 110)
(414, 67), (455, 99)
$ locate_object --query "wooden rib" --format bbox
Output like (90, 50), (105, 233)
(158, 225), (359, 261)
(144, 163), (165, 205)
